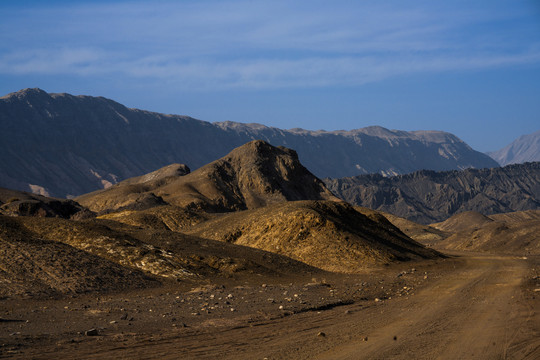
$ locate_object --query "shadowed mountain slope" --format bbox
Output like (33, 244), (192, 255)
(325, 162), (540, 224)
(185, 200), (442, 273)
(0, 88), (498, 197)
(77, 140), (339, 213)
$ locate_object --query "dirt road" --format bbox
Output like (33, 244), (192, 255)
(175, 254), (539, 359)
(2, 254), (538, 359)
(168, 256), (540, 359)
(314, 255), (539, 360)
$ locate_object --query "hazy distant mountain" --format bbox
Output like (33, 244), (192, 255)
(325, 162), (540, 224)
(488, 130), (540, 165)
(0, 88), (498, 197)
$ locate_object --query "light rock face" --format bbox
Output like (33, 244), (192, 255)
(0, 88), (498, 197)
(488, 130), (540, 165)
(325, 162), (540, 224)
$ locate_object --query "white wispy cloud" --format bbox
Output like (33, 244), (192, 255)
(0, 0), (538, 90)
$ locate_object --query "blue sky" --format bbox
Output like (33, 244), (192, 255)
(1, 0), (539, 152)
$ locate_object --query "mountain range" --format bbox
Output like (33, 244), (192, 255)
(325, 162), (540, 224)
(0, 88), (497, 198)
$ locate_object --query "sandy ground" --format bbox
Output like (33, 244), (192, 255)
(1, 252), (538, 359)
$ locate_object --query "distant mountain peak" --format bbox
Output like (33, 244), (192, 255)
(1, 87), (49, 100)
(488, 130), (540, 166)
(226, 139), (299, 161)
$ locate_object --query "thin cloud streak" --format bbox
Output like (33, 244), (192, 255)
(2, 48), (539, 90)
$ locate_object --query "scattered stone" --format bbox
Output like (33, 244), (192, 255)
(110, 320), (117, 324)
(279, 305), (284, 310)
(363, 336), (368, 341)
(120, 313), (129, 320)
(317, 332), (326, 337)
(85, 329), (99, 336)
(393, 336), (398, 341)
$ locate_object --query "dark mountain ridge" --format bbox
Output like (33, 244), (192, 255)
(0, 88), (497, 198)
(325, 162), (540, 224)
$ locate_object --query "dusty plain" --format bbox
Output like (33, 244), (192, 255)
(1, 251), (538, 359)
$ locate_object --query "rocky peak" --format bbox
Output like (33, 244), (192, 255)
(1, 88), (50, 101)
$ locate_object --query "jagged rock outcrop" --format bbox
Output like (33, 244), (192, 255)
(488, 129), (540, 165)
(0, 88), (498, 197)
(325, 162), (540, 224)
(77, 140), (339, 213)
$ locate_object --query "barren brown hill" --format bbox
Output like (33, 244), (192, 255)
(0, 214), (320, 299)
(431, 211), (495, 233)
(0, 215), (157, 299)
(489, 209), (540, 222)
(77, 140), (338, 213)
(185, 200), (441, 273)
(74, 164), (191, 214)
(0, 187), (91, 219)
(432, 210), (540, 255)
(97, 205), (210, 232)
(354, 207), (448, 246)
(119, 163), (191, 185)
